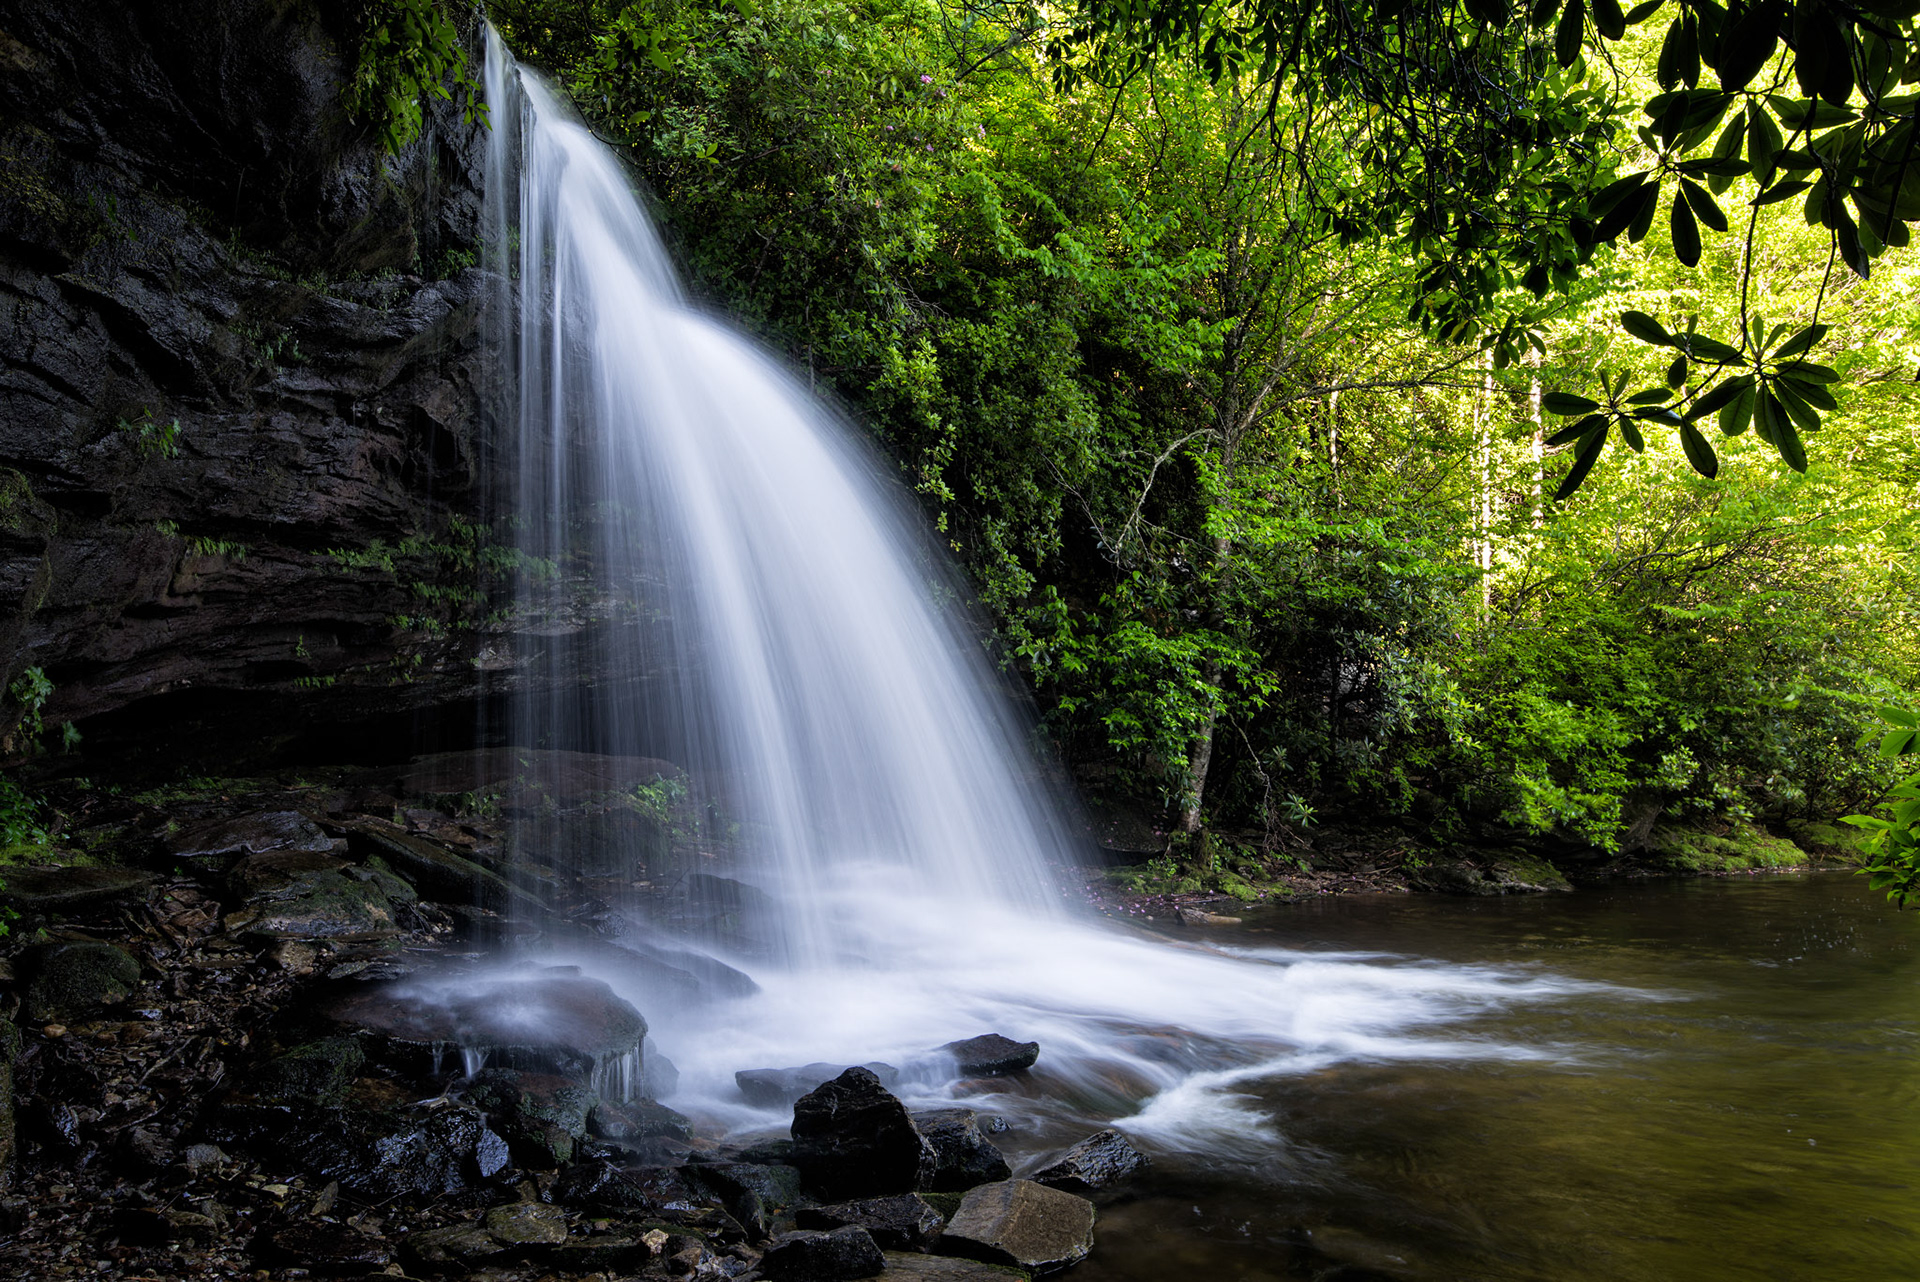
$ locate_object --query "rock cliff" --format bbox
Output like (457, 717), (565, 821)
(0, 0), (510, 757)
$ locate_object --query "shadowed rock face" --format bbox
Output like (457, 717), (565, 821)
(0, 0), (523, 749)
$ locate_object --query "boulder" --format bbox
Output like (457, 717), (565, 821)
(761, 1226), (887, 1281)
(169, 811), (337, 873)
(1028, 1129), (1149, 1194)
(739, 1061), (901, 1108)
(325, 970), (645, 1084)
(465, 1068), (596, 1168)
(792, 1068), (936, 1200)
(262, 1221), (391, 1270)
(223, 850), (410, 942)
(690, 1160), (809, 1240)
(912, 1110), (1011, 1193)
(591, 1096), (693, 1143)
(405, 1222), (506, 1266)
(21, 941), (141, 1023)
(252, 1037), (366, 1108)
(939, 1035), (1038, 1077)
(937, 1180), (1094, 1275)
(337, 820), (539, 915)
(483, 1200), (569, 1245)
(798, 1195), (945, 1251)
(554, 1159), (718, 1223)
(0, 866), (156, 915)
(263, 1105), (511, 1201)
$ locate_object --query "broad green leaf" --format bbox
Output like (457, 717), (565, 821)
(1716, 0), (1785, 91)
(1671, 190), (1702, 264)
(1546, 412), (1609, 445)
(1678, 419), (1719, 476)
(1719, 384), (1757, 435)
(1772, 323), (1829, 358)
(1620, 309), (1672, 343)
(1681, 176), (1729, 231)
(1555, 425), (1608, 499)
(1543, 391), (1602, 414)
(1556, 0), (1586, 67)
(1686, 373), (1756, 419)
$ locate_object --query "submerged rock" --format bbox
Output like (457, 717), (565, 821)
(792, 1068), (937, 1201)
(939, 1035), (1038, 1077)
(798, 1194), (945, 1252)
(761, 1226), (887, 1281)
(912, 1110), (1011, 1193)
(739, 1061), (901, 1108)
(1029, 1129), (1148, 1194)
(21, 941), (141, 1023)
(937, 1180), (1095, 1275)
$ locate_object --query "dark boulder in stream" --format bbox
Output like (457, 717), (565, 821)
(912, 1109), (1012, 1192)
(940, 1034), (1039, 1076)
(792, 1067), (938, 1200)
(1028, 1128), (1149, 1194)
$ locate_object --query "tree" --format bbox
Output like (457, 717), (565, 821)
(1055, 0), (1920, 490)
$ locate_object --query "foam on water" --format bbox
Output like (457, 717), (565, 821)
(480, 34), (1629, 1165)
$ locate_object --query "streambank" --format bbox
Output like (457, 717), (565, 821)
(0, 760), (1138, 1282)
(1079, 814), (1859, 921)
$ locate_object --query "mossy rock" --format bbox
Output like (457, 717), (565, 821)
(1646, 824), (1807, 873)
(255, 1037), (366, 1107)
(1783, 820), (1871, 861)
(21, 941), (141, 1022)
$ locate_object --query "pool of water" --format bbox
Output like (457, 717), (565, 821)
(1075, 872), (1920, 1281)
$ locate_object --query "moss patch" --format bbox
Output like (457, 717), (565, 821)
(1645, 823), (1807, 873)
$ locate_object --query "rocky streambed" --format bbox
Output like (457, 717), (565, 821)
(0, 759), (1149, 1281)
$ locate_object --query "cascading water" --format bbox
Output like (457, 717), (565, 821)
(478, 36), (1615, 1156)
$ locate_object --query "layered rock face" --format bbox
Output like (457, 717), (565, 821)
(0, 0), (508, 749)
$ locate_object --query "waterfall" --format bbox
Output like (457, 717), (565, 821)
(476, 35), (1602, 1149)
(482, 38), (1079, 968)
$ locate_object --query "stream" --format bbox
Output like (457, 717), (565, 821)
(1075, 872), (1919, 1281)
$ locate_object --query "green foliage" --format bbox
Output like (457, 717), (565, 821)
(7, 666), (52, 744)
(1059, 0), (1920, 486)
(115, 408), (181, 459)
(1844, 704), (1920, 906)
(494, 0), (1918, 866)
(348, 0), (487, 154)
